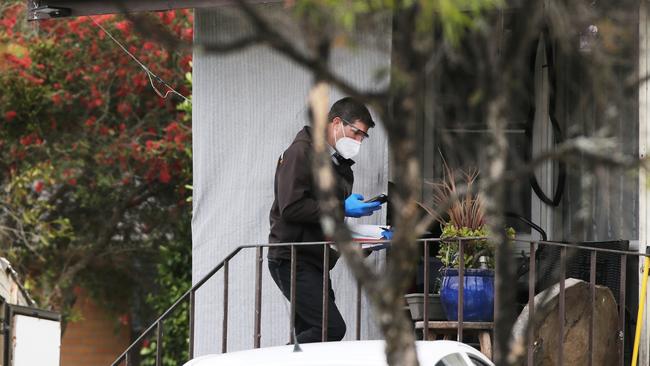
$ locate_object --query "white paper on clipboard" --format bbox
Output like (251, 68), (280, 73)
(329, 224), (391, 251)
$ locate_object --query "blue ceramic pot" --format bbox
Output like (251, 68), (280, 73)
(440, 268), (494, 322)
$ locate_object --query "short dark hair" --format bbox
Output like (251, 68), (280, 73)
(327, 97), (375, 128)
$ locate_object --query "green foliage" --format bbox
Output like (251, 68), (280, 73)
(416, 0), (503, 45)
(439, 223), (492, 269)
(438, 223), (515, 269)
(292, 0), (503, 45)
(139, 222), (191, 366)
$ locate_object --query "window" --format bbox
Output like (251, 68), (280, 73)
(434, 353), (471, 366)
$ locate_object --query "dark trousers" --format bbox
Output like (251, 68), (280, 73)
(268, 259), (346, 343)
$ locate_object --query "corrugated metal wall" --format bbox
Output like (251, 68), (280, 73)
(192, 5), (391, 355)
(554, 32), (639, 244)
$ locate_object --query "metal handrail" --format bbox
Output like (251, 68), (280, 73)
(110, 237), (643, 366)
(110, 239), (430, 366)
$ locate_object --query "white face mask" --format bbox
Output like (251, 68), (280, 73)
(334, 122), (361, 159)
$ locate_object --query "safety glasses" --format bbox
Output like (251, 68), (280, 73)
(340, 118), (370, 140)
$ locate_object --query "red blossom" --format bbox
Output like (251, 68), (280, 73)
(68, 178), (77, 186)
(51, 93), (62, 105)
(180, 55), (192, 71)
(5, 54), (32, 69)
(19, 135), (31, 146)
(160, 11), (176, 25)
(16, 70), (43, 85)
(73, 286), (83, 296)
(182, 27), (193, 41)
(119, 314), (130, 326)
(19, 133), (41, 146)
(33, 181), (44, 193)
(0, 17), (16, 32)
(89, 43), (99, 56)
(159, 163), (171, 183)
(4, 111), (17, 122)
(85, 116), (96, 127)
(145, 140), (160, 152)
(164, 121), (179, 133)
(174, 134), (185, 145)
(115, 20), (130, 35)
(117, 102), (132, 117)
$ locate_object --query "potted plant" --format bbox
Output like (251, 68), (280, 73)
(421, 164), (513, 322)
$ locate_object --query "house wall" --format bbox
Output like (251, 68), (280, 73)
(555, 7), (641, 363)
(555, 55), (639, 244)
(60, 291), (130, 366)
(192, 5), (391, 355)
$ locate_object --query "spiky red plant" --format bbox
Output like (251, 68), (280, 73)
(423, 161), (485, 230)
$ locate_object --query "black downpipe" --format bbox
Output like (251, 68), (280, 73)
(526, 26), (566, 207)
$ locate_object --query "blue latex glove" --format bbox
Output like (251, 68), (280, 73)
(381, 229), (393, 240)
(344, 194), (382, 218)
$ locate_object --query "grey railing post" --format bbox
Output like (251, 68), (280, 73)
(189, 289), (195, 359)
(458, 238), (464, 341)
(356, 278), (361, 340)
(558, 246), (566, 366)
(527, 242), (536, 366)
(618, 254), (627, 366)
(254, 247), (263, 348)
(156, 321), (164, 366)
(222, 259), (229, 353)
(423, 240), (430, 340)
(588, 251), (596, 366)
(290, 245), (297, 344)
(322, 244), (330, 342)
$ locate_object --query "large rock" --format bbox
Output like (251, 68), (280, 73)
(510, 278), (619, 366)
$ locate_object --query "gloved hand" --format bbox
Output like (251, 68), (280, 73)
(344, 194), (382, 218)
(381, 228), (393, 240)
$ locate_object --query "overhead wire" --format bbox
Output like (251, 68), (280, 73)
(88, 16), (191, 104)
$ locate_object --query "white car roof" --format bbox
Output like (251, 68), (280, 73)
(183, 340), (493, 366)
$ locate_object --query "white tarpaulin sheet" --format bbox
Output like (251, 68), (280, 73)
(192, 4), (391, 355)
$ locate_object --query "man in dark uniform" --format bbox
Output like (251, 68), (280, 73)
(267, 97), (382, 343)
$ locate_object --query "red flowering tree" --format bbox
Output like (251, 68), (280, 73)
(0, 1), (193, 326)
